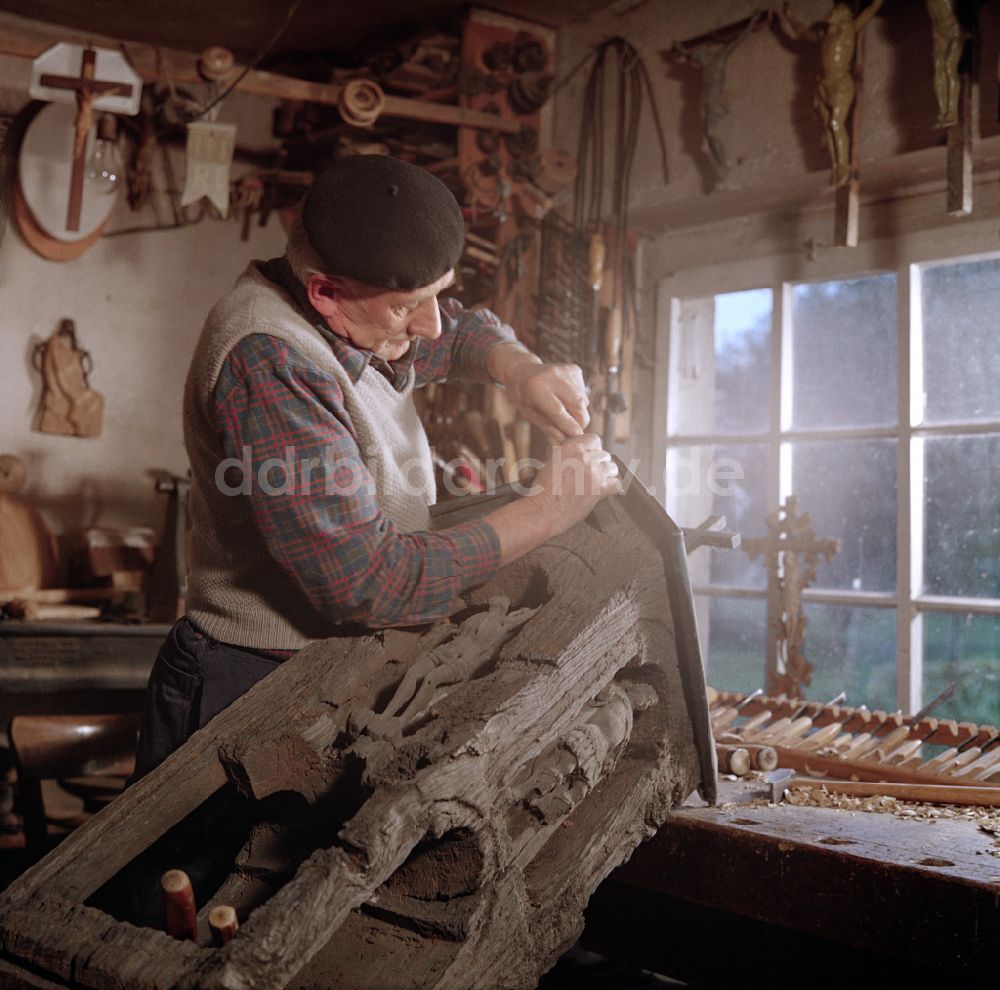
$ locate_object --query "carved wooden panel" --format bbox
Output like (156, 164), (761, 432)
(0, 483), (714, 990)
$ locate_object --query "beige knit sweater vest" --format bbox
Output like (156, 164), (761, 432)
(184, 263), (435, 650)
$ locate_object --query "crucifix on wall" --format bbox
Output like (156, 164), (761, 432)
(662, 10), (769, 189)
(742, 496), (841, 699)
(780, 0), (884, 247)
(924, 0), (981, 217)
(29, 43), (141, 232)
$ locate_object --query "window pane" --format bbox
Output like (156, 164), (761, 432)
(791, 274), (897, 429)
(802, 604), (896, 711)
(667, 443), (768, 588)
(923, 613), (1000, 724)
(714, 289), (772, 434)
(669, 290), (771, 437)
(924, 436), (1000, 598)
(791, 440), (897, 592)
(922, 257), (1000, 424)
(699, 595), (766, 693)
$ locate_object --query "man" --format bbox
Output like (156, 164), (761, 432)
(134, 155), (618, 778)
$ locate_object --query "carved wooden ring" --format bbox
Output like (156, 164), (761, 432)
(339, 79), (386, 128)
(198, 46), (236, 82)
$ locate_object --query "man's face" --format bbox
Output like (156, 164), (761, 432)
(310, 269), (455, 362)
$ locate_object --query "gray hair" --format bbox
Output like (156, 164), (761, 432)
(285, 213), (329, 285)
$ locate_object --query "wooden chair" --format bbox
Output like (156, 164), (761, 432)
(8, 713), (141, 849)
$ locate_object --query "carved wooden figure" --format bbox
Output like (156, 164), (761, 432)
(925, 0), (967, 128)
(33, 319), (104, 438)
(781, 0), (884, 188)
(0, 478), (714, 990)
(666, 11), (764, 184)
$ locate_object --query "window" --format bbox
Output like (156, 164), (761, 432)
(661, 254), (1000, 718)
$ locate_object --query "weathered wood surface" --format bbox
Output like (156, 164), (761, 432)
(587, 777), (1000, 982)
(0, 489), (710, 990)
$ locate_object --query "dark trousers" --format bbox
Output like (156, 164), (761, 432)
(103, 619), (286, 927)
(132, 616), (285, 781)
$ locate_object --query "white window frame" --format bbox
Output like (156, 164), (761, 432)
(652, 218), (1000, 713)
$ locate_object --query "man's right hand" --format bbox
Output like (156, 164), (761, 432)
(531, 434), (621, 534)
(468, 434), (622, 569)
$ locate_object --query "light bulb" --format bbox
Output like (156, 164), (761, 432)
(86, 114), (122, 194)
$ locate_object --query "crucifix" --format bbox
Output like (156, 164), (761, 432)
(29, 43), (141, 232)
(780, 0), (883, 247)
(662, 10), (769, 188)
(742, 495), (841, 699)
(925, 0), (980, 216)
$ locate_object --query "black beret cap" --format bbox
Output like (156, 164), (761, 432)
(302, 155), (465, 291)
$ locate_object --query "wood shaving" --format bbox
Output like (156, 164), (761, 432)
(783, 785), (1000, 829)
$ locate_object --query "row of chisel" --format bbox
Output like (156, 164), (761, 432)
(709, 688), (1000, 786)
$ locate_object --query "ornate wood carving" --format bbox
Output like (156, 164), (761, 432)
(0, 484), (713, 990)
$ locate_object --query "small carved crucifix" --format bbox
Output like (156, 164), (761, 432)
(742, 495), (841, 699)
(30, 44), (139, 232)
(38, 49), (134, 231)
(662, 10), (767, 187)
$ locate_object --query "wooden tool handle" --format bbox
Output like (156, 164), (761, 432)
(790, 777), (1000, 807)
(717, 744), (751, 777)
(604, 307), (623, 369)
(208, 905), (239, 947)
(588, 230), (605, 292)
(748, 744), (779, 772)
(161, 869), (198, 941)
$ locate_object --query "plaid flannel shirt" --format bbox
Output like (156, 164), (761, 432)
(209, 259), (516, 631)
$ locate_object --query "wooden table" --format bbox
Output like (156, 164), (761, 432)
(585, 778), (1000, 982)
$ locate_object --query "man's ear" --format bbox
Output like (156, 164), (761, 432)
(306, 274), (340, 319)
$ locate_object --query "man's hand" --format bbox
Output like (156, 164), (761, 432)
(487, 342), (590, 441)
(481, 433), (621, 567)
(531, 434), (621, 531)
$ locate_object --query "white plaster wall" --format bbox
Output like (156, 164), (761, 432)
(0, 55), (287, 534)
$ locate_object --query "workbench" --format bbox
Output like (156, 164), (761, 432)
(0, 621), (164, 724)
(584, 778), (1000, 983)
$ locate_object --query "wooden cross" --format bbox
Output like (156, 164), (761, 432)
(945, 30), (975, 216)
(742, 495), (841, 699)
(38, 48), (135, 231)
